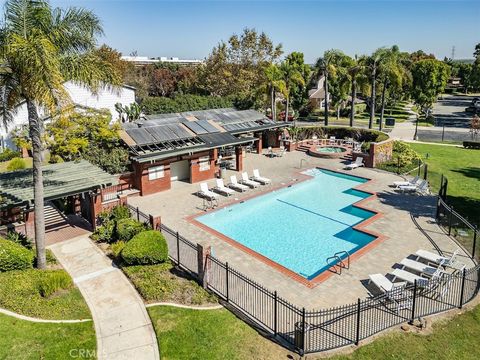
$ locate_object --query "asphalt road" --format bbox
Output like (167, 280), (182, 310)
(433, 95), (476, 128)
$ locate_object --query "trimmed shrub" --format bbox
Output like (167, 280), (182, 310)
(142, 94), (234, 115)
(36, 270), (73, 297)
(110, 241), (126, 258)
(0, 148), (20, 162)
(0, 238), (34, 272)
(116, 218), (145, 241)
(111, 205), (131, 221)
(6, 231), (32, 249)
(121, 230), (168, 265)
(7, 157), (26, 171)
(91, 220), (115, 242)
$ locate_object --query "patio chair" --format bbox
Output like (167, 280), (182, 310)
(240, 172), (260, 188)
(251, 169), (271, 185)
(228, 175), (249, 192)
(199, 182), (218, 200)
(393, 176), (420, 188)
(214, 178), (235, 196)
(399, 258), (448, 278)
(369, 273), (406, 293)
(414, 249), (465, 272)
(398, 179), (427, 193)
(345, 157), (364, 170)
(390, 268), (429, 286)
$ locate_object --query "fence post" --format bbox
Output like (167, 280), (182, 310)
(472, 227), (477, 260)
(273, 291), (278, 336)
(439, 174), (444, 197)
(409, 280), (417, 324)
(435, 197), (440, 220)
(225, 262), (229, 302)
(176, 232), (180, 266)
(417, 159), (421, 177)
(301, 307), (306, 354)
(136, 206), (140, 221)
(355, 298), (361, 345)
(423, 164), (428, 180)
(459, 269), (466, 308)
(448, 206), (454, 236)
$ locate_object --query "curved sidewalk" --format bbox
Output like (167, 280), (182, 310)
(49, 235), (160, 360)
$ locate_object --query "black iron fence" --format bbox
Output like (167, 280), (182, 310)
(436, 197), (479, 261)
(126, 203), (151, 226)
(154, 223), (480, 355)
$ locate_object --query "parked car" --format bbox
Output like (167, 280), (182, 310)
(465, 105), (480, 114)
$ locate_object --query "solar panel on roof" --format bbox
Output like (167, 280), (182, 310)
(126, 128), (156, 145)
(183, 121), (208, 135)
(197, 120), (219, 133)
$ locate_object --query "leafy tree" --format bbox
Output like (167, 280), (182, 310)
(284, 52), (312, 116)
(200, 28), (283, 108)
(280, 57), (305, 122)
(115, 103), (142, 122)
(411, 59), (450, 114)
(474, 43), (480, 59)
(345, 55), (367, 127)
(0, 0), (121, 268)
(95, 45), (129, 79)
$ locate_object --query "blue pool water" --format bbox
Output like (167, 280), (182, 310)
(197, 169), (376, 280)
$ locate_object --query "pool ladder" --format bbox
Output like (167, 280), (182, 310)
(326, 250), (350, 275)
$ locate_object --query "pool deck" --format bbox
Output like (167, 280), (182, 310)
(128, 150), (474, 309)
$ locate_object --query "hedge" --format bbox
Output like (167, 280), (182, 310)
(142, 94), (234, 115)
(0, 238), (34, 272)
(0, 148), (20, 162)
(291, 126), (389, 143)
(121, 230), (168, 265)
(116, 218), (145, 242)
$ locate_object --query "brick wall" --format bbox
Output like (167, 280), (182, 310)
(134, 161), (172, 196)
(190, 150), (217, 184)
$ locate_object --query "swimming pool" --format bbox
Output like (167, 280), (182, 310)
(196, 169), (377, 280)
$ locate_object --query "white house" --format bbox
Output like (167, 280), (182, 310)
(0, 81), (136, 150)
(308, 75), (329, 109)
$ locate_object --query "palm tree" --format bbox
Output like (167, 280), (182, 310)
(346, 55), (367, 127)
(315, 50), (344, 126)
(0, 0), (121, 269)
(264, 64), (285, 121)
(280, 60), (304, 123)
(365, 49), (388, 129)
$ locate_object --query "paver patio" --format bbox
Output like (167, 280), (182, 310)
(48, 235), (160, 360)
(129, 150), (474, 309)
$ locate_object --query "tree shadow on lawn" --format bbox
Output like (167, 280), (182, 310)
(451, 167), (480, 182)
(443, 195), (480, 228)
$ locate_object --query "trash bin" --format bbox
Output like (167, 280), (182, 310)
(294, 321), (310, 350)
(386, 117), (395, 127)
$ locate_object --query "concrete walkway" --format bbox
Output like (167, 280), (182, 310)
(49, 235), (160, 360)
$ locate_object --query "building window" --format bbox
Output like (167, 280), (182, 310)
(148, 165), (164, 180)
(199, 156), (210, 171)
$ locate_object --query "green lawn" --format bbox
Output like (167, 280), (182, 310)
(148, 306), (294, 360)
(409, 143), (480, 227)
(123, 263), (217, 305)
(331, 304), (480, 360)
(148, 304), (480, 360)
(0, 313), (96, 360)
(0, 269), (91, 320)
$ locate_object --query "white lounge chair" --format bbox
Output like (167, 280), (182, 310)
(345, 157), (364, 170)
(369, 274), (406, 292)
(390, 269), (429, 285)
(214, 178), (235, 196)
(199, 182), (218, 200)
(240, 172), (260, 188)
(393, 176), (420, 188)
(251, 169), (271, 185)
(398, 179), (427, 193)
(228, 175), (248, 192)
(329, 136), (336, 145)
(415, 249), (465, 271)
(399, 258), (447, 278)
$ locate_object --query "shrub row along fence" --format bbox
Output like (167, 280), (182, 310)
(126, 204), (152, 227)
(155, 222), (480, 355)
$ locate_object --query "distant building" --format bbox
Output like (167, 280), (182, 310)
(0, 81), (136, 150)
(121, 56), (203, 66)
(308, 75), (329, 108)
